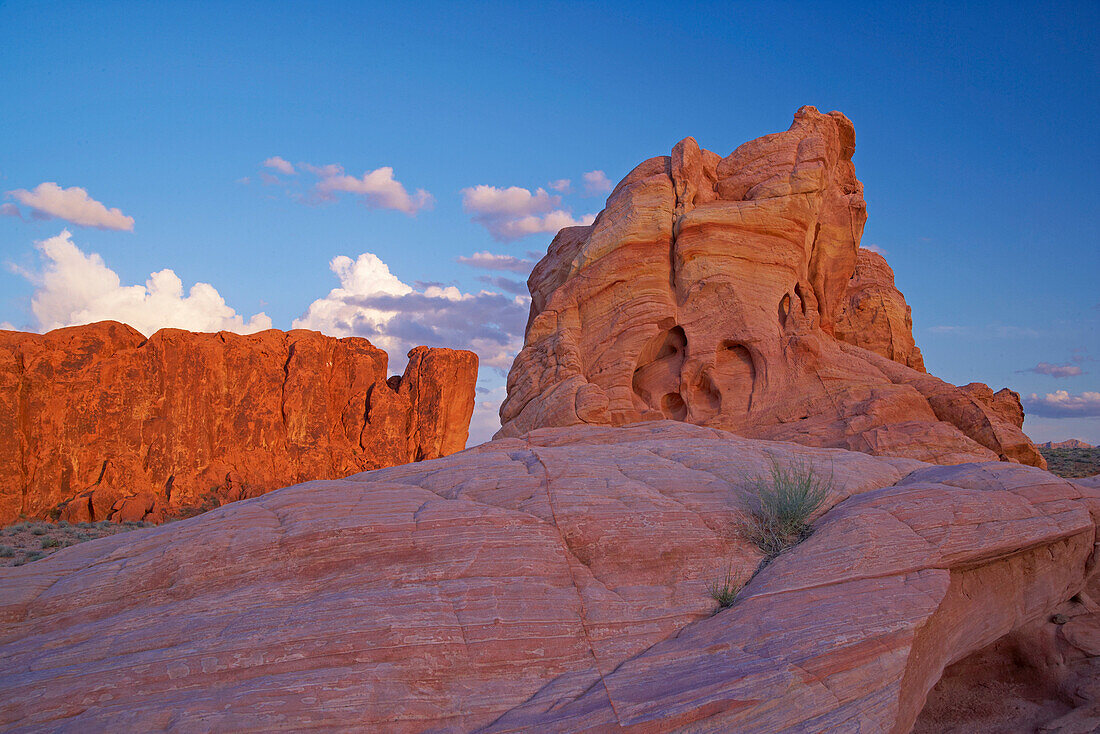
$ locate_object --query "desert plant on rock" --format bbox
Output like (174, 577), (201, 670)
(741, 456), (832, 559)
(706, 566), (741, 609)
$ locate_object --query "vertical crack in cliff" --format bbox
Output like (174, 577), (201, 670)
(279, 339), (293, 435)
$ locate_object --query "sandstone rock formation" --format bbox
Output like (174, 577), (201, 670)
(0, 422), (1095, 732)
(497, 106), (1044, 469)
(835, 247), (925, 371)
(0, 321), (477, 524)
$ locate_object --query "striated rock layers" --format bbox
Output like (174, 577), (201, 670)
(1, 422), (1097, 732)
(497, 106), (1043, 469)
(0, 321), (477, 524)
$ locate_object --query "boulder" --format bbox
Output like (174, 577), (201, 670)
(497, 107), (1044, 470)
(0, 322), (478, 524)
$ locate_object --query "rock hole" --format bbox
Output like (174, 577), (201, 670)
(712, 341), (755, 414)
(793, 282), (809, 316)
(661, 392), (687, 420)
(778, 293), (791, 326)
(632, 326), (688, 418)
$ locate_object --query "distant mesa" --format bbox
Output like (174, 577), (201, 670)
(1040, 439), (1095, 449)
(498, 105), (1044, 469)
(0, 321), (477, 524)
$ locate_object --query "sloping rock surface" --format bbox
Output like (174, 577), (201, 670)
(0, 322), (477, 524)
(497, 107), (1043, 470)
(1, 422), (1095, 732)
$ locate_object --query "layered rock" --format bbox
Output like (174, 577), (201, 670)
(498, 106), (1044, 469)
(835, 247), (925, 371)
(0, 422), (1095, 731)
(0, 321), (477, 524)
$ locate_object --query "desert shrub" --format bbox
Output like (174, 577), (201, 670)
(30, 525), (47, 536)
(40, 537), (60, 549)
(0, 545), (14, 557)
(706, 566), (741, 609)
(741, 456), (832, 559)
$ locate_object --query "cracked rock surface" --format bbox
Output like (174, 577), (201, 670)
(1, 422), (1095, 732)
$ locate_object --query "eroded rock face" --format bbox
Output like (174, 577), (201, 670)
(835, 247), (926, 371)
(0, 422), (1094, 732)
(0, 321), (477, 524)
(497, 106), (1044, 469)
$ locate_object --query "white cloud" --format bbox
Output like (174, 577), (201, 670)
(263, 156), (296, 175)
(1, 203), (20, 218)
(549, 178), (571, 193)
(1021, 362), (1085, 378)
(861, 243), (887, 255)
(461, 184), (594, 241)
(307, 164), (432, 214)
(582, 170), (612, 196)
(468, 380), (508, 445)
(294, 251), (528, 371)
(7, 183), (134, 231)
(1024, 391), (1100, 418)
(13, 230), (271, 336)
(456, 251), (535, 273)
(0, 321), (15, 331)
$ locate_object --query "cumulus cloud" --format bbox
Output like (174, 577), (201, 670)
(12, 230), (271, 336)
(582, 170), (612, 196)
(1020, 362), (1085, 378)
(456, 251), (535, 273)
(1, 202), (20, 218)
(263, 156), (296, 175)
(1024, 391), (1100, 418)
(861, 243), (887, 255)
(6, 183), (134, 230)
(306, 164), (432, 214)
(294, 251), (528, 370)
(549, 178), (571, 193)
(0, 321), (15, 331)
(461, 184), (594, 241)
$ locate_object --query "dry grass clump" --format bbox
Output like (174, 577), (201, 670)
(706, 566), (741, 610)
(741, 457), (832, 559)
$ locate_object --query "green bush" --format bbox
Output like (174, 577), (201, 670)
(40, 537), (61, 549)
(742, 456), (832, 559)
(0, 545), (14, 558)
(706, 566), (740, 609)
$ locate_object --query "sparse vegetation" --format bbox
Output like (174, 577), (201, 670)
(741, 456), (832, 559)
(706, 566), (741, 610)
(0, 519), (154, 567)
(1041, 448), (1100, 479)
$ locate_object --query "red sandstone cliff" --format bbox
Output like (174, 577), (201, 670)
(0, 321), (477, 524)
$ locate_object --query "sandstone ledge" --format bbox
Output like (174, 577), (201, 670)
(0, 422), (1094, 732)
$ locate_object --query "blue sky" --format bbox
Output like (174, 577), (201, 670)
(1, 0), (1097, 444)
